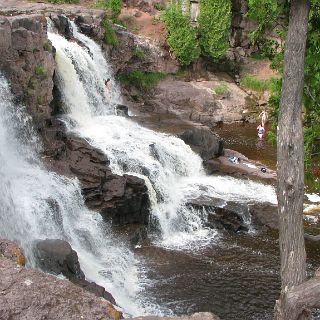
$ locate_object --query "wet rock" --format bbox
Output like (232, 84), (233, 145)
(187, 198), (249, 233)
(0, 239), (26, 266)
(34, 239), (85, 280)
(50, 14), (73, 39)
(116, 104), (129, 117)
(128, 312), (220, 320)
(0, 257), (119, 320)
(178, 125), (223, 161)
(71, 278), (117, 305)
(248, 203), (278, 230)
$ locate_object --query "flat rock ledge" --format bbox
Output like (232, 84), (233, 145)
(0, 257), (121, 320)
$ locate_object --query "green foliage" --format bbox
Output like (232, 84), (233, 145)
(43, 41), (52, 52)
(161, 4), (200, 65)
(91, 0), (122, 22)
(240, 75), (275, 92)
(213, 83), (228, 95)
(117, 71), (165, 90)
(198, 0), (231, 60)
(102, 17), (119, 46)
(247, 0), (320, 183)
(133, 47), (145, 60)
(47, 0), (79, 3)
(35, 66), (47, 77)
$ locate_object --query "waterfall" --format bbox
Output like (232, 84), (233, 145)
(0, 74), (144, 316)
(48, 21), (277, 248)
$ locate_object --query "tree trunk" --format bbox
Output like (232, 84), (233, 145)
(274, 0), (310, 319)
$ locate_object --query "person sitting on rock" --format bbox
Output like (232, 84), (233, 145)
(257, 124), (265, 139)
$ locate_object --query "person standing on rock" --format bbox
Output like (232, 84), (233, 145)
(259, 110), (268, 126)
(257, 123), (265, 139)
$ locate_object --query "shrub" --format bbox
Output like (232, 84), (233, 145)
(92, 0), (122, 22)
(198, 0), (231, 60)
(117, 71), (165, 90)
(162, 4), (200, 66)
(35, 66), (47, 77)
(102, 17), (119, 46)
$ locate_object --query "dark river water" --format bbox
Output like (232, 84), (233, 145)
(129, 116), (319, 319)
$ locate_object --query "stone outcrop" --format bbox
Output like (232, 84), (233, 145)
(34, 239), (85, 280)
(178, 126), (223, 161)
(42, 120), (150, 226)
(0, 13), (55, 130)
(206, 149), (277, 183)
(0, 257), (122, 320)
(105, 24), (179, 75)
(128, 74), (249, 128)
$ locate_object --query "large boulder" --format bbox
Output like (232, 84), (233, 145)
(34, 239), (85, 280)
(248, 203), (278, 230)
(178, 126), (223, 161)
(0, 257), (121, 320)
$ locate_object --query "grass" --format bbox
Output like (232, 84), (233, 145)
(35, 66), (47, 77)
(213, 82), (228, 95)
(117, 71), (165, 90)
(240, 75), (275, 92)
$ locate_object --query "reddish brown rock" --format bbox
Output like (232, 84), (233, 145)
(0, 257), (121, 320)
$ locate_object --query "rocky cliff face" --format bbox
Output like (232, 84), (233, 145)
(0, 14), (55, 130)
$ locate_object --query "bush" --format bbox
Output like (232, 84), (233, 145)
(154, 2), (165, 11)
(43, 41), (52, 52)
(102, 17), (119, 46)
(198, 0), (231, 60)
(35, 66), (47, 77)
(162, 4), (200, 65)
(117, 71), (165, 90)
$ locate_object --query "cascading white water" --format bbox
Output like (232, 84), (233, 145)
(0, 74), (145, 316)
(48, 21), (277, 248)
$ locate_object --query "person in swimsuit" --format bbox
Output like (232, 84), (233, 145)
(259, 110), (268, 126)
(257, 124), (265, 139)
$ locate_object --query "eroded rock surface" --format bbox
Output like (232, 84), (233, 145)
(0, 257), (121, 320)
(128, 312), (220, 320)
(0, 239), (26, 266)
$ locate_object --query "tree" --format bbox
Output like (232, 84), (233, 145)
(274, 0), (320, 319)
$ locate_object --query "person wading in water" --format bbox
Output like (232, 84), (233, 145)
(257, 123), (265, 139)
